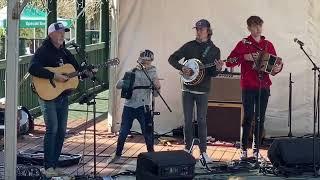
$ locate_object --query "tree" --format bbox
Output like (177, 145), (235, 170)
(0, 0), (101, 22)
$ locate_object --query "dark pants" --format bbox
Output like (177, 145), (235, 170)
(115, 106), (154, 156)
(38, 96), (69, 169)
(182, 91), (209, 153)
(241, 89), (270, 151)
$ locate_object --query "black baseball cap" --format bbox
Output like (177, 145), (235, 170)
(193, 19), (211, 29)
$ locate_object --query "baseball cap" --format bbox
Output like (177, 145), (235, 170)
(48, 22), (70, 35)
(193, 19), (211, 29)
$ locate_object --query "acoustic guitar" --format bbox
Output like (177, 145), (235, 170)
(32, 58), (119, 100)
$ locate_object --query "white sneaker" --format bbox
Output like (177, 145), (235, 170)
(54, 168), (67, 176)
(107, 154), (121, 164)
(40, 167), (59, 178)
(253, 151), (262, 160)
(240, 150), (247, 160)
(201, 152), (213, 164)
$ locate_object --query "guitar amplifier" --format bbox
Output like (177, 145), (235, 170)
(136, 150), (196, 180)
(208, 74), (241, 103)
(206, 102), (242, 141)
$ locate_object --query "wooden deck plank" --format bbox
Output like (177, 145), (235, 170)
(61, 134), (117, 174)
(97, 135), (144, 176)
(65, 133), (141, 175)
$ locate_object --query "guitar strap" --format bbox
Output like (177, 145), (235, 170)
(202, 45), (211, 60)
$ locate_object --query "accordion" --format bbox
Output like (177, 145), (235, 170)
(121, 69), (137, 99)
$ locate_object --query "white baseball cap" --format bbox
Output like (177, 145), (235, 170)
(48, 22), (70, 35)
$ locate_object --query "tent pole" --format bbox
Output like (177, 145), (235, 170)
(5, 0), (20, 178)
(109, 0), (119, 133)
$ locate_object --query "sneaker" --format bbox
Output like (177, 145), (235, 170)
(40, 167), (59, 178)
(253, 151), (262, 160)
(54, 168), (67, 176)
(107, 154), (121, 164)
(201, 152), (213, 164)
(240, 150), (247, 160)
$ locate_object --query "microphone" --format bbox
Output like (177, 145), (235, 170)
(65, 39), (80, 48)
(242, 38), (252, 45)
(294, 38), (304, 46)
(70, 42), (80, 48)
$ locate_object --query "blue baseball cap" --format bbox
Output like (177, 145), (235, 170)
(193, 19), (211, 29)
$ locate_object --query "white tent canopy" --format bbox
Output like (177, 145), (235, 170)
(110, 0), (320, 137)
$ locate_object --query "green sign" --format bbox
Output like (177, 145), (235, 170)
(1, 19), (73, 28)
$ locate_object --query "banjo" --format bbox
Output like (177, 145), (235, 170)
(181, 58), (237, 86)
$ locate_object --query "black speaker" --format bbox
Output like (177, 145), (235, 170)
(268, 137), (320, 167)
(206, 102), (242, 141)
(136, 150), (196, 180)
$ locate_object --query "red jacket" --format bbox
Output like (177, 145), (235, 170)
(226, 35), (281, 90)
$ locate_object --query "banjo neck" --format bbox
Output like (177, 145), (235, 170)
(199, 57), (237, 70)
(200, 62), (217, 69)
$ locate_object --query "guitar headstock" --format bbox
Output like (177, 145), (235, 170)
(105, 58), (120, 67)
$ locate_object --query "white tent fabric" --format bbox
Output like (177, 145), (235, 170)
(113, 0), (320, 137)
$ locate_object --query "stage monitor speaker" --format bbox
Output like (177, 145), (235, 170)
(136, 150), (196, 180)
(206, 102), (242, 141)
(208, 74), (241, 103)
(268, 138), (320, 167)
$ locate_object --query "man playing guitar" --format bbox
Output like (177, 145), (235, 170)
(168, 19), (223, 164)
(28, 22), (87, 177)
(226, 16), (283, 161)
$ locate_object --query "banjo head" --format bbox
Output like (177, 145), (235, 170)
(181, 58), (201, 83)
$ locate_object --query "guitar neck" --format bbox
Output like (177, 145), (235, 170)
(63, 58), (119, 78)
(67, 71), (81, 78)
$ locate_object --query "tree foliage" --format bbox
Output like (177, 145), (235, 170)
(0, 0), (101, 21)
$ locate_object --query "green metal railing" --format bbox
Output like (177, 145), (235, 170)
(0, 42), (108, 115)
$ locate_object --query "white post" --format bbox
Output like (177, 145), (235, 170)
(5, 0), (19, 179)
(108, 0), (119, 132)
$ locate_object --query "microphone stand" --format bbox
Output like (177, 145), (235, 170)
(271, 73), (295, 139)
(288, 73), (294, 137)
(74, 45), (104, 178)
(136, 61), (172, 142)
(298, 43), (319, 176)
(246, 42), (264, 168)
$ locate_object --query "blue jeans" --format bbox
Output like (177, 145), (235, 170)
(115, 106), (154, 156)
(241, 89), (270, 151)
(38, 96), (69, 169)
